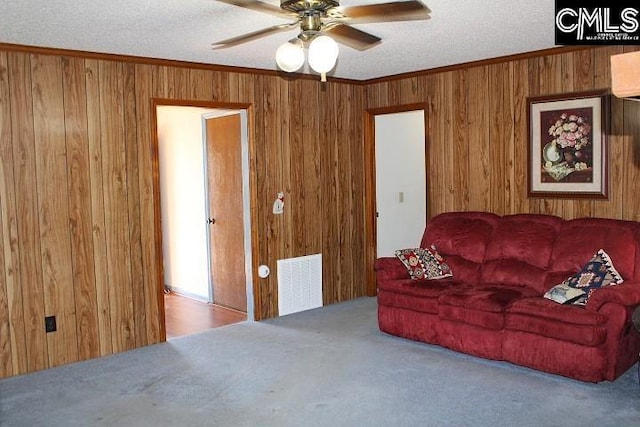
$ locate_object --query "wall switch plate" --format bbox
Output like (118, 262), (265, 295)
(45, 315), (57, 333)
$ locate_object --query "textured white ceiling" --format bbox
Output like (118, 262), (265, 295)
(0, 0), (557, 81)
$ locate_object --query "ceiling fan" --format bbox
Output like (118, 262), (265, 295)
(212, 0), (431, 50)
(212, 0), (431, 80)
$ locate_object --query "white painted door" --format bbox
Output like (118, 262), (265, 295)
(374, 110), (427, 257)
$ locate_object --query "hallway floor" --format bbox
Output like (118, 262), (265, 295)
(164, 292), (246, 339)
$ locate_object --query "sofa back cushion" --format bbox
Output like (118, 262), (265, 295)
(421, 212), (500, 282)
(418, 212), (640, 289)
(484, 214), (563, 269)
(550, 218), (640, 281)
(480, 214), (562, 293)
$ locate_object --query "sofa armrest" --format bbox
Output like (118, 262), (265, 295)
(585, 282), (640, 312)
(375, 257), (409, 282)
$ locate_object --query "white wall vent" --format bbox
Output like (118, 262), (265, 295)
(277, 254), (323, 316)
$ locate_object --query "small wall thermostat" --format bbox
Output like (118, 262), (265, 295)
(258, 265), (270, 278)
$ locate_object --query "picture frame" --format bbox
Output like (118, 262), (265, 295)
(527, 89), (609, 199)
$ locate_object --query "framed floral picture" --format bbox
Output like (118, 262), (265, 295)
(527, 89), (609, 199)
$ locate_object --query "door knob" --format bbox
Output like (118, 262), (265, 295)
(207, 218), (216, 225)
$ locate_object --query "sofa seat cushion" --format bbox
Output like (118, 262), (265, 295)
(378, 277), (465, 296)
(438, 285), (538, 330)
(505, 298), (608, 346)
(438, 284), (539, 312)
(377, 278), (470, 314)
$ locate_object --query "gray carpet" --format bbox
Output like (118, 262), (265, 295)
(1, 297), (639, 427)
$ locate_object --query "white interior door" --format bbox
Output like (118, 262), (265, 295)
(375, 110), (427, 257)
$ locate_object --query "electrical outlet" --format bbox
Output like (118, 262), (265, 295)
(45, 315), (57, 333)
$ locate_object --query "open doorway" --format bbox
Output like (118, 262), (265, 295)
(364, 104), (428, 294)
(374, 109), (427, 257)
(155, 102), (254, 339)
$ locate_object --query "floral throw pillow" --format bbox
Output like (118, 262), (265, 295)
(395, 245), (453, 280)
(544, 249), (623, 305)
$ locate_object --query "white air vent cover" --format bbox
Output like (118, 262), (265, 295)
(277, 254), (323, 316)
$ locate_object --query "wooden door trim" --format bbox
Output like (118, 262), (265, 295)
(363, 103), (429, 296)
(151, 99), (257, 341)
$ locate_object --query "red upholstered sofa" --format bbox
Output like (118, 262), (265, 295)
(376, 212), (640, 382)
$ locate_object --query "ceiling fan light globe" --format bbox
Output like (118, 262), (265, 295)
(275, 41), (305, 73)
(308, 35), (339, 74)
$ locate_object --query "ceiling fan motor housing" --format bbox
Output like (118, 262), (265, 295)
(300, 12), (322, 31)
(281, 0), (341, 41)
(280, 0), (340, 13)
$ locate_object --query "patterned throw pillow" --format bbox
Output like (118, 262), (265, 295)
(544, 249), (624, 305)
(543, 282), (588, 305)
(395, 245), (453, 280)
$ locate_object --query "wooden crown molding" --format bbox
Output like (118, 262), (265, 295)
(0, 42), (363, 85)
(0, 42), (596, 87)
(362, 46), (594, 85)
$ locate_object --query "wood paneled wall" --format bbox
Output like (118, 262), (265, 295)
(1, 43), (639, 379)
(366, 46), (640, 221)
(0, 47), (366, 378)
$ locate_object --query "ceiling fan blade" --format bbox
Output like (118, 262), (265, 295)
(328, 0), (431, 23)
(214, 0), (295, 19)
(212, 22), (298, 49)
(323, 23), (381, 51)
